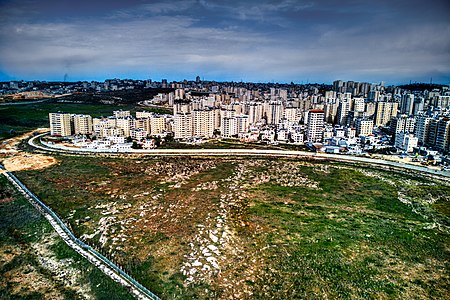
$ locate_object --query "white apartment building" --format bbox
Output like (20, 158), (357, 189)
(174, 112), (193, 139)
(192, 109), (216, 137)
(415, 115), (433, 145)
(73, 114), (93, 135)
(247, 102), (264, 125)
(136, 111), (153, 119)
(130, 128), (147, 140)
(236, 115), (250, 134)
(306, 110), (324, 142)
(337, 99), (351, 125)
(135, 118), (151, 133)
(221, 117), (238, 138)
(374, 101), (398, 126)
(116, 117), (134, 137)
(113, 110), (131, 118)
(103, 127), (124, 137)
(284, 107), (302, 123)
(93, 117), (116, 137)
(355, 118), (374, 136)
(150, 115), (167, 135)
(395, 133), (418, 152)
(390, 115), (415, 135)
(49, 113), (72, 136)
(107, 135), (126, 144)
(267, 101), (284, 125)
(353, 97), (365, 112)
(291, 131), (305, 144)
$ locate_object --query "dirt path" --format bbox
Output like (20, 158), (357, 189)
(0, 128), (58, 172)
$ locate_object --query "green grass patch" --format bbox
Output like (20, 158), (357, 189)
(0, 101), (167, 140)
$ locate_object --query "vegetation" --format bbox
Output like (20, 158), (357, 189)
(0, 175), (134, 300)
(14, 156), (450, 299)
(0, 100), (169, 140)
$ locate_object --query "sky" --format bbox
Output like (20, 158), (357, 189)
(0, 0), (449, 84)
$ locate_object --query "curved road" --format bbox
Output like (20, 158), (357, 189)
(29, 133), (450, 180)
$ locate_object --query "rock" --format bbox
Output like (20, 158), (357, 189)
(192, 260), (202, 267)
(209, 233), (218, 243)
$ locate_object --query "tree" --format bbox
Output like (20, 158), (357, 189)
(131, 141), (142, 149)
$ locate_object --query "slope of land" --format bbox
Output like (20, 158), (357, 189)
(14, 156), (450, 299)
(0, 176), (135, 300)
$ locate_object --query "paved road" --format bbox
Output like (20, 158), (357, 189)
(0, 98), (53, 106)
(0, 163), (161, 300)
(29, 133), (450, 180)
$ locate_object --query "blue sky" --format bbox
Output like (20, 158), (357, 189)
(0, 0), (449, 84)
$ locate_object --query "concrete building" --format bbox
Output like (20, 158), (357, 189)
(93, 117), (116, 138)
(306, 110), (324, 142)
(116, 117), (134, 137)
(415, 114), (433, 145)
(221, 117), (238, 138)
(435, 118), (450, 152)
(267, 101), (284, 125)
(284, 107), (302, 124)
(49, 113), (72, 136)
(395, 133), (418, 152)
(150, 115), (167, 135)
(73, 114), (93, 135)
(113, 110), (131, 118)
(390, 115), (415, 137)
(193, 109), (216, 138)
(337, 99), (351, 125)
(353, 97), (365, 113)
(400, 94), (414, 115)
(374, 101), (398, 126)
(130, 128), (147, 140)
(135, 118), (151, 133)
(174, 112), (193, 139)
(136, 111), (153, 119)
(355, 118), (374, 136)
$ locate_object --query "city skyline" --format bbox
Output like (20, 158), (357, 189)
(0, 0), (449, 84)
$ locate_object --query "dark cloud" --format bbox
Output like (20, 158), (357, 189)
(0, 0), (449, 83)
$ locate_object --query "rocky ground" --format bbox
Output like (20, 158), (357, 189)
(13, 156), (450, 299)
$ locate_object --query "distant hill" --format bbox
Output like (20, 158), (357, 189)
(397, 83), (447, 92)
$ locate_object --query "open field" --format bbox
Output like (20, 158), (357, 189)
(0, 101), (170, 140)
(160, 139), (309, 151)
(13, 155), (450, 299)
(0, 175), (135, 300)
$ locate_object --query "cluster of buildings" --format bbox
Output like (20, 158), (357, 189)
(49, 110), (171, 150)
(46, 78), (450, 156)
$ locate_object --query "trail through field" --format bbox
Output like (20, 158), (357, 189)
(0, 128), (58, 171)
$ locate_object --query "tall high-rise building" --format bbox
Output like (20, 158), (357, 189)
(221, 117), (238, 138)
(115, 117), (134, 137)
(267, 101), (284, 125)
(49, 113), (72, 136)
(435, 118), (450, 152)
(426, 118), (439, 147)
(353, 98), (365, 112)
(73, 114), (93, 135)
(193, 109), (216, 138)
(337, 99), (351, 125)
(400, 94), (414, 115)
(389, 115), (415, 137)
(374, 101), (398, 126)
(306, 110), (324, 142)
(415, 114), (433, 145)
(150, 115), (167, 135)
(174, 112), (193, 139)
(355, 118), (374, 136)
